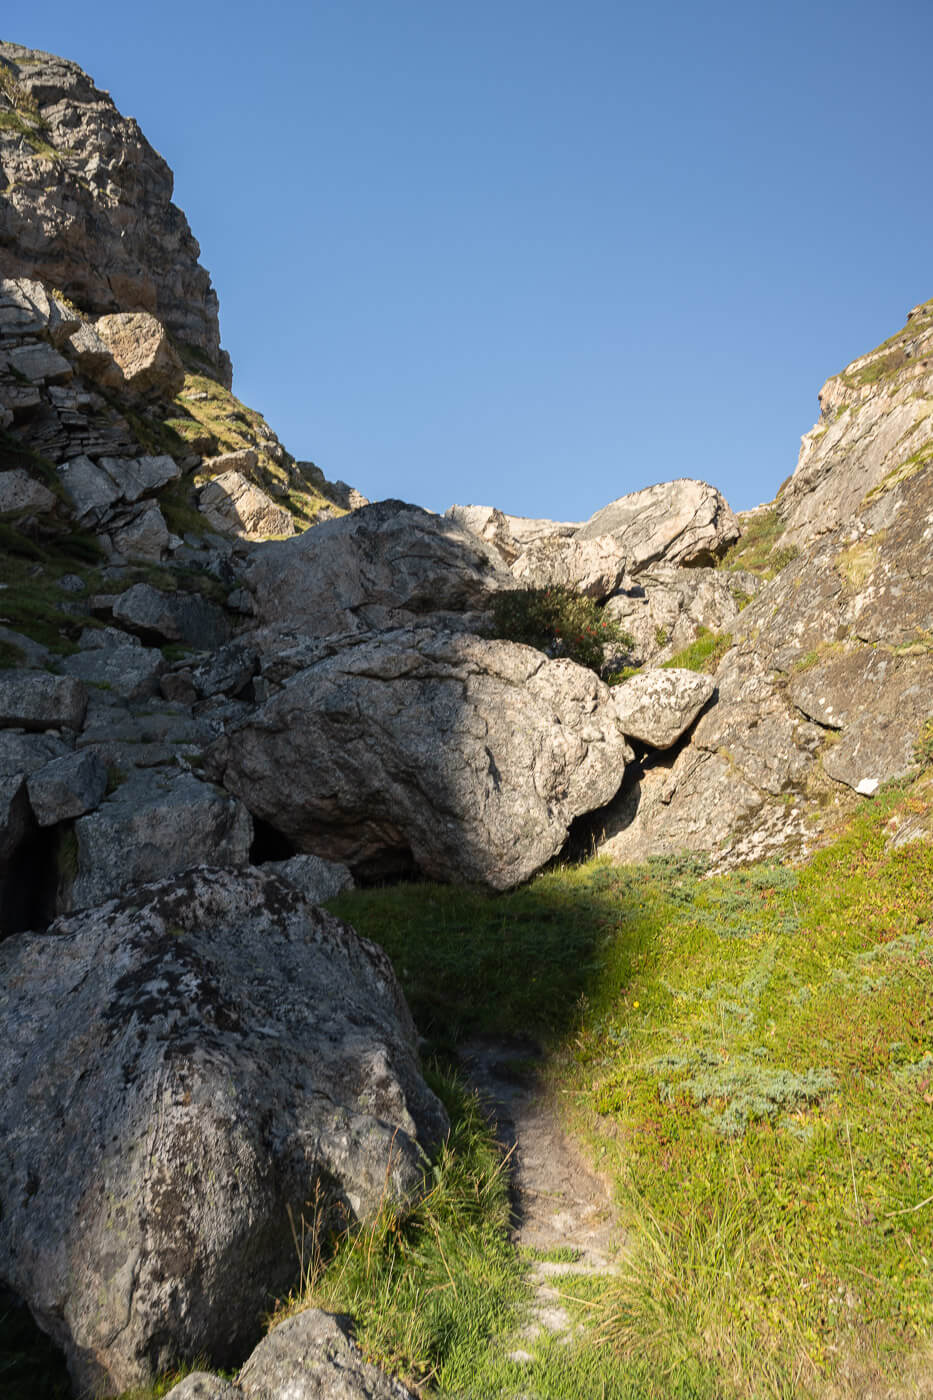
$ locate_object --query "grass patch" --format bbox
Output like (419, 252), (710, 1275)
(661, 627), (732, 674)
(835, 537), (882, 592)
(0, 522), (106, 651)
(718, 510), (799, 579)
(331, 780), (933, 1396)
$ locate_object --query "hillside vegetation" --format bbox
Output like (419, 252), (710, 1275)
(303, 771), (933, 1399)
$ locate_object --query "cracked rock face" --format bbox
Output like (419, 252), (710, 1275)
(207, 627), (632, 889)
(778, 299), (933, 549)
(0, 41), (230, 383)
(598, 457), (933, 870)
(576, 478), (739, 569)
(0, 866), (448, 1395)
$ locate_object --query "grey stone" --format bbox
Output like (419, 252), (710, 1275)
(66, 321), (121, 383)
(0, 670), (86, 732)
(243, 500), (511, 636)
(0, 773), (30, 862)
(207, 627), (631, 890)
(509, 533), (627, 599)
(0, 729), (72, 779)
(264, 853), (355, 904)
(98, 453), (180, 502)
(112, 583), (230, 648)
(163, 1376), (237, 1400)
(576, 479), (739, 569)
(236, 1310), (416, 1399)
(6, 341), (72, 384)
(0, 277), (81, 344)
(189, 643), (258, 700)
(109, 501), (171, 560)
(610, 668), (716, 749)
(60, 637), (165, 702)
(68, 767), (251, 909)
(0, 469), (57, 514)
(57, 573), (87, 593)
(57, 454), (122, 524)
(26, 749), (107, 826)
(198, 470), (296, 541)
(0, 627), (50, 668)
(75, 695), (212, 769)
(0, 866), (446, 1395)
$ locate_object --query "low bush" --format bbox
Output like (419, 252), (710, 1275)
(487, 586), (634, 677)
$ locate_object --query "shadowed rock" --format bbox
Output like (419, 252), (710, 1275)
(0, 866), (447, 1395)
(243, 500), (511, 636)
(207, 627), (631, 889)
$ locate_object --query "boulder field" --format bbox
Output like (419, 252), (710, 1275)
(2, 36), (932, 1400)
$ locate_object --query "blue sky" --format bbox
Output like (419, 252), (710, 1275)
(12, 1), (933, 520)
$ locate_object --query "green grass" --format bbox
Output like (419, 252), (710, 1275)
(0, 521), (107, 651)
(7, 747), (932, 1396)
(718, 510), (798, 579)
(330, 777), (933, 1397)
(272, 1067), (715, 1400)
(660, 627), (732, 674)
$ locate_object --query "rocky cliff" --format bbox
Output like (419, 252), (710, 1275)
(0, 40), (231, 383)
(777, 298), (933, 547)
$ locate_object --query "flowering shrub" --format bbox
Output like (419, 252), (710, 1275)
(487, 586), (634, 677)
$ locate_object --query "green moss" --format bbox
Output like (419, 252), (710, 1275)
(661, 627), (732, 673)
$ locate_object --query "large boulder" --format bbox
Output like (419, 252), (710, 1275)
(509, 533), (627, 599)
(67, 767), (252, 911)
(0, 670), (86, 732)
(610, 668), (716, 749)
(93, 312), (185, 399)
(576, 479), (739, 570)
(242, 500), (512, 636)
(206, 627), (631, 889)
(198, 470), (296, 541)
(0, 865), (447, 1395)
(112, 583), (231, 649)
(0, 469), (57, 515)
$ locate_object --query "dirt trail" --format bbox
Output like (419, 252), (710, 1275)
(459, 1036), (624, 1354)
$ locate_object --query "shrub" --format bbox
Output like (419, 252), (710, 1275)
(486, 586), (634, 678)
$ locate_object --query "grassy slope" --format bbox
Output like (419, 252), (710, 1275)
(321, 772), (933, 1399)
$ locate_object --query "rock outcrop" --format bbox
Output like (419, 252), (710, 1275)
(0, 41), (230, 382)
(778, 299), (933, 548)
(206, 627), (632, 889)
(576, 478), (740, 569)
(0, 866), (447, 1395)
(598, 404), (933, 870)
